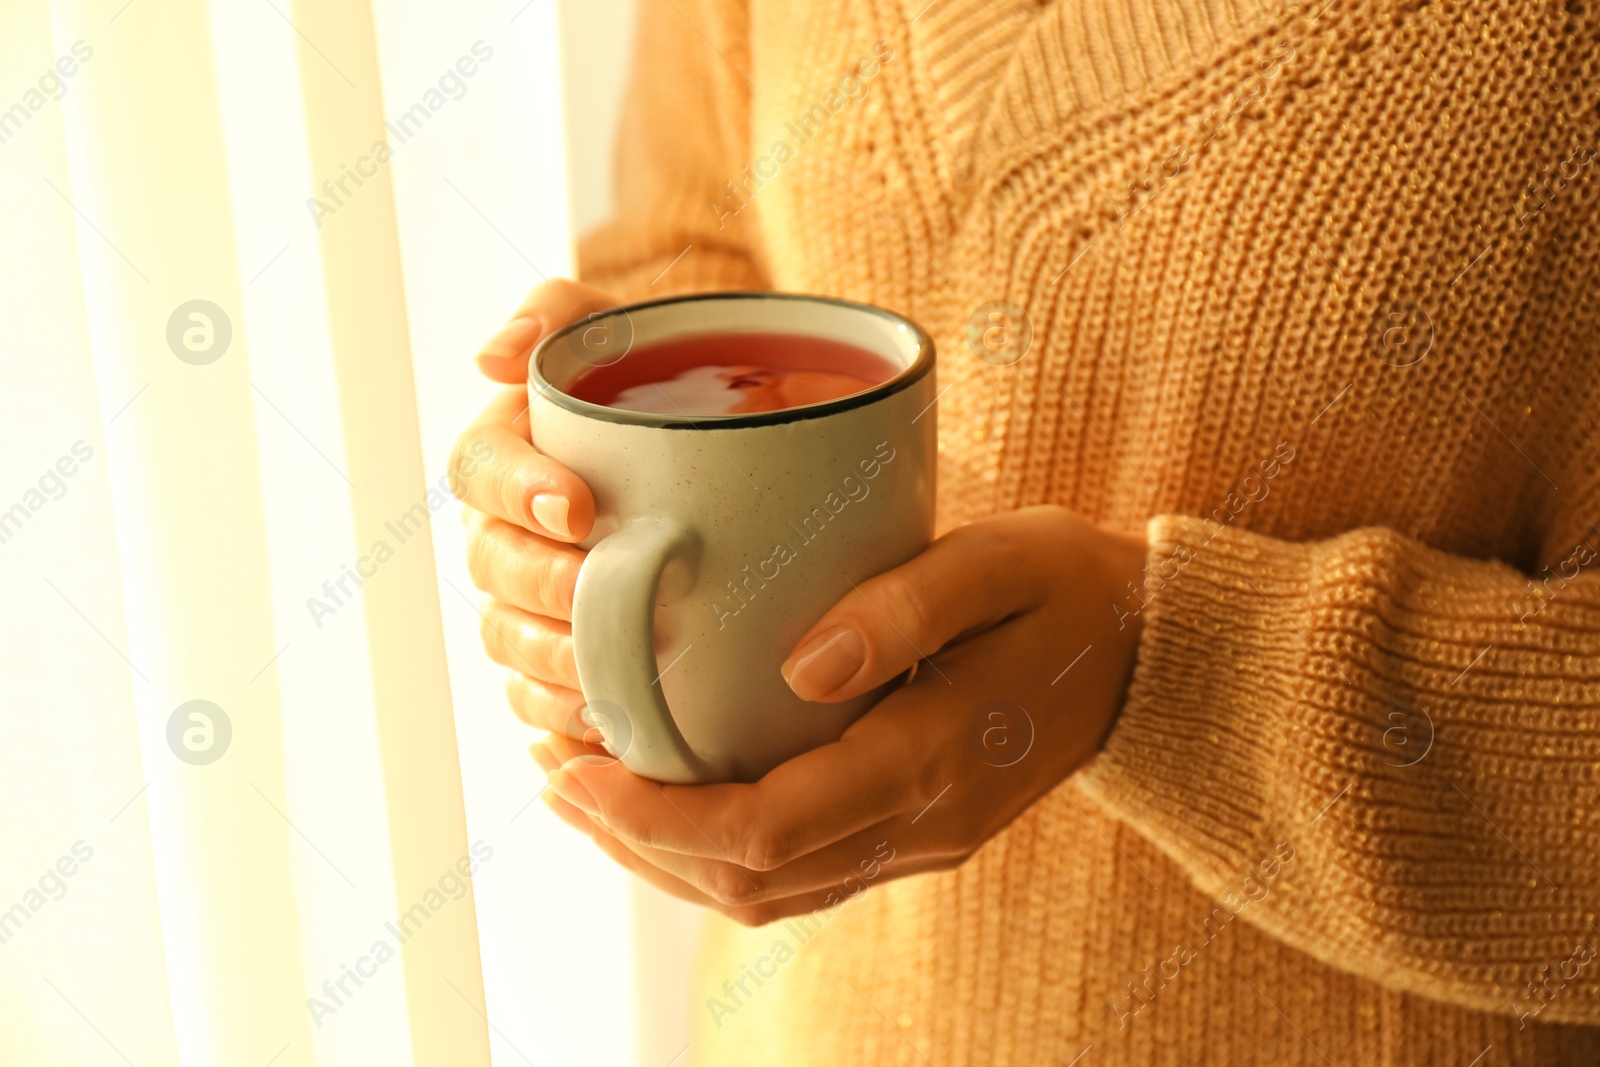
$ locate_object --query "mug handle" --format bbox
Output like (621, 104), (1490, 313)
(571, 516), (720, 784)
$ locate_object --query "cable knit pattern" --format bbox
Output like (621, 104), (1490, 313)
(577, 0), (1600, 1061)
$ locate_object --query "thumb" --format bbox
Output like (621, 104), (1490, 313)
(474, 278), (619, 384)
(778, 523), (1039, 703)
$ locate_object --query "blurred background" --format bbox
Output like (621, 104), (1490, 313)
(0, 1), (709, 1064)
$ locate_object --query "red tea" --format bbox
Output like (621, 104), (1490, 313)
(565, 332), (899, 416)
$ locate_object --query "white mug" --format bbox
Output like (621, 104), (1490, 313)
(528, 292), (936, 784)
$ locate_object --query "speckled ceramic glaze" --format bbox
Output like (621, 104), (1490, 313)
(529, 293), (936, 784)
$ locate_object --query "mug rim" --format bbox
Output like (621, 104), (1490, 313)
(529, 290), (936, 430)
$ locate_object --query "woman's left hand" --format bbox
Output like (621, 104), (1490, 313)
(532, 506), (1149, 925)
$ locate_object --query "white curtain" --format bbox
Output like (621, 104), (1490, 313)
(0, 1), (638, 1064)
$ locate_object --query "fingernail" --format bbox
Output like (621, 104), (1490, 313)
(529, 742), (560, 775)
(547, 764), (599, 815)
(533, 493), (571, 539)
(782, 626), (865, 701)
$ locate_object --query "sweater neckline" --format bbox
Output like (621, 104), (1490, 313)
(906, 0), (1308, 178)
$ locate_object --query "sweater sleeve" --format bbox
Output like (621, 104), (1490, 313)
(1076, 508), (1600, 1024)
(575, 0), (769, 301)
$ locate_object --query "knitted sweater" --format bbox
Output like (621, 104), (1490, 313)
(576, 0), (1600, 1062)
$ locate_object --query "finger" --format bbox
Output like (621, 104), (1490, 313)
(505, 673), (587, 735)
(465, 511), (584, 620)
(779, 517), (1046, 703)
(478, 599), (580, 690)
(536, 690), (945, 871)
(539, 791), (727, 912)
(475, 279), (618, 383)
(450, 387), (596, 542)
(531, 735), (610, 774)
(584, 814), (878, 926)
(545, 791), (858, 927)
(530, 740), (562, 775)
(585, 814), (937, 908)
(474, 316), (545, 384)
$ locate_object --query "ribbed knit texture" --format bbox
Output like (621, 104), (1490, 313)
(578, 0), (1600, 1062)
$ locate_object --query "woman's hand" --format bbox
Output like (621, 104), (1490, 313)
(454, 279), (619, 737)
(533, 506), (1150, 926)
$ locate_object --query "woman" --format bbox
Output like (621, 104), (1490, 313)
(451, 0), (1600, 1062)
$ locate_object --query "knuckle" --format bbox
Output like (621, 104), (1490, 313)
(876, 570), (936, 644)
(624, 819), (664, 853)
(447, 437), (481, 500)
(549, 635), (577, 688)
(464, 536), (491, 592)
(497, 470), (529, 526)
(704, 864), (762, 907)
(533, 548), (580, 617)
(908, 756), (954, 822)
(987, 519), (1035, 577)
(523, 630), (556, 680)
(734, 822), (791, 873)
(446, 435), (468, 476)
(503, 675), (535, 726)
(477, 610), (504, 656)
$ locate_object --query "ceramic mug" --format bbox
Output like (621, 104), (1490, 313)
(528, 292), (936, 784)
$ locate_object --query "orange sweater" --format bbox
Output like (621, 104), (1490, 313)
(578, 0), (1600, 1062)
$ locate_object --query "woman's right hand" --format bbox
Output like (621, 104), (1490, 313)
(452, 279), (618, 741)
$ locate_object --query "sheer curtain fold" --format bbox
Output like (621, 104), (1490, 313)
(0, 2), (180, 1063)
(2, 0), (618, 1064)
